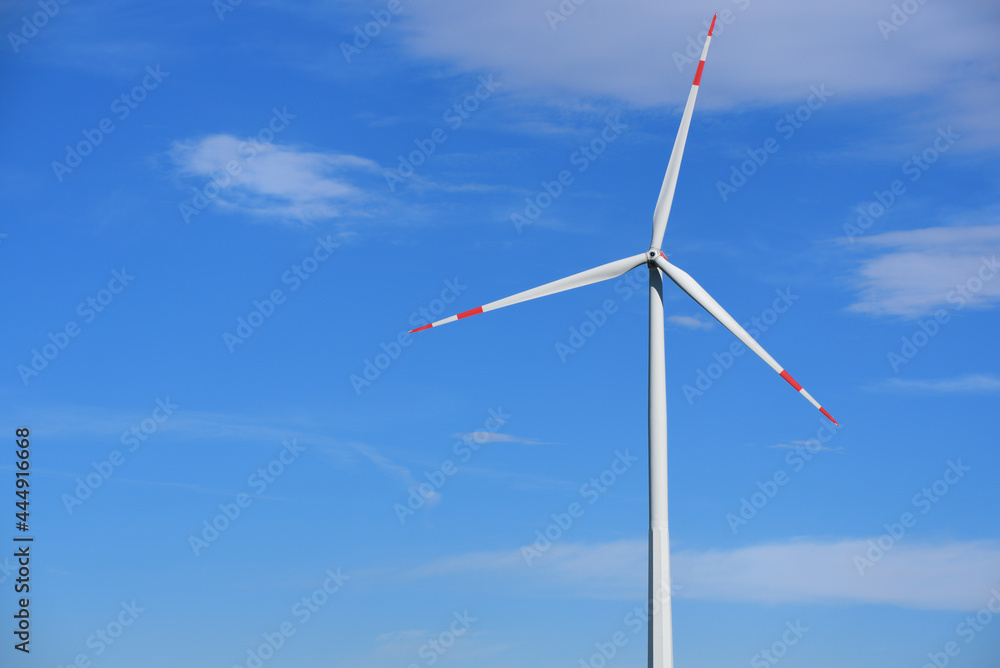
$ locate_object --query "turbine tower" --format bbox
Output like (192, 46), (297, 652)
(408, 15), (837, 667)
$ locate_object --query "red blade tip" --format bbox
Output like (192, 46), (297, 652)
(819, 407), (838, 426)
(409, 323), (432, 333)
(708, 13), (717, 36)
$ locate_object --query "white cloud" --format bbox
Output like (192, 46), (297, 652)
(411, 540), (646, 600)
(170, 134), (379, 223)
(366, 624), (497, 668)
(20, 403), (424, 492)
(667, 314), (714, 330)
(411, 548), (529, 578)
(674, 540), (1000, 611)
(769, 439), (842, 452)
(346, 440), (427, 494)
(400, 1), (1000, 144)
(411, 538), (1000, 610)
(452, 432), (552, 445)
(871, 374), (1000, 394)
(373, 629), (427, 659)
(847, 224), (1000, 317)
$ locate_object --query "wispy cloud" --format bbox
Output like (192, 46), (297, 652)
(399, 1), (1000, 146)
(345, 439), (439, 504)
(9, 1), (175, 77)
(373, 629), (427, 659)
(26, 404), (341, 453)
(847, 224), (1000, 317)
(452, 432), (552, 445)
(457, 465), (574, 492)
(368, 626), (495, 668)
(869, 374), (1000, 394)
(104, 475), (297, 503)
(408, 538), (1000, 611)
(675, 540), (1000, 611)
(169, 134), (379, 223)
(769, 439), (842, 452)
(410, 540), (645, 600)
(666, 314), (714, 330)
(30, 401), (565, 506)
(19, 403), (423, 492)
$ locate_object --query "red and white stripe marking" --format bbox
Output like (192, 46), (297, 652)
(650, 13), (717, 249)
(656, 252), (837, 425)
(692, 14), (716, 87)
(408, 253), (648, 334)
(780, 370), (838, 426)
(408, 305), (486, 333)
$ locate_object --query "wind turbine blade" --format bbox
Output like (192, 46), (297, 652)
(650, 13), (717, 251)
(409, 253), (648, 333)
(654, 254), (838, 425)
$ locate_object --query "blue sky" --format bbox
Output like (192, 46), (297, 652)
(2, 0), (999, 666)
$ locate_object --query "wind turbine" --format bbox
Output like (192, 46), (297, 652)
(408, 14), (837, 668)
